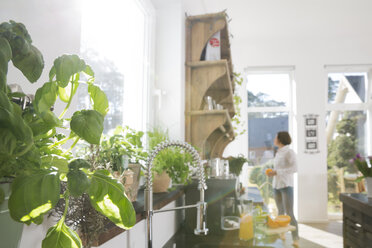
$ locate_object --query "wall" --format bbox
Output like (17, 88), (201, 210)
(153, 0), (186, 140)
(183, 0), (372, 222)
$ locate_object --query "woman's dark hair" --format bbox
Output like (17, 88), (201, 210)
(277, 131), (292, 145)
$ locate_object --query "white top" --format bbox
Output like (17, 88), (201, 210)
(273, 145), (297, 189)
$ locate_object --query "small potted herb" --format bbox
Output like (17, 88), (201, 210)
(147, 127), (195, 192)
(352, 154), (372, 198)
(84, 125), (147, 201)
(226, 155), (249, 177)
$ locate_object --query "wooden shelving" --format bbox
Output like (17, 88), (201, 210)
(185, 11), (235, 159)
(186, 60), (235, 117)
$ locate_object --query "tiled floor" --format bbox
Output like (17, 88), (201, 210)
(281, 221), (343, 248)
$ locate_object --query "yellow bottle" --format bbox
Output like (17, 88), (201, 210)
(239, 214), (254, 241)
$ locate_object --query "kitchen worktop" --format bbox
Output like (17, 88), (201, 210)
(162, 227), (285, 248)
(163, 186), (285, 248)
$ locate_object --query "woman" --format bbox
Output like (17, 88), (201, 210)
(267, 131), (299, 246)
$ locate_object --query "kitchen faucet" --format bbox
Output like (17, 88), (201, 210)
(144, 141), (208, 248)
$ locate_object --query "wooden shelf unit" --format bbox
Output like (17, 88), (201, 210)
(185, 11), (235, 159)
(186, 60), (235, 117)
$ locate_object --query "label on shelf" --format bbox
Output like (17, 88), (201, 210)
(205, 31), (221, 61)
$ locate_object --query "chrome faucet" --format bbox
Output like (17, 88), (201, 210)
(144, 141), (208, 248)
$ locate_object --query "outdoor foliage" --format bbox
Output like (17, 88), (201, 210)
(327, 111), (364, 211)
(249, 161), (274, 204)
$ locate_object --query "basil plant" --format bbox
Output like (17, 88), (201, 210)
(0, 20), (136, 248)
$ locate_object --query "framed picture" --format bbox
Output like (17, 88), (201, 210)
(306, 118), (317, 126)
(306, 129), (317, 137)
(306, 141), (317, 150)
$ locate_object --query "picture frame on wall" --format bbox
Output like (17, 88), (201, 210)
(305, 118), (317, 126)
(304, 114), (320, 154)
(306, 141), (317, 150)
(306, 129), (317, 137)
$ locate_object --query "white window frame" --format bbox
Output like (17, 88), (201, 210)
(245, 66), (296, 150)
(135, 0), (156, 132)
(324, 64), (372, 154)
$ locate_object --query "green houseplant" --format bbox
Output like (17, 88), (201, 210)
(81, 125), (147, 201)
(352, 154), (372, 198)
(226, 154), (249, 176)
(0, 20), (135, 248)
(147, 127), (195, 192)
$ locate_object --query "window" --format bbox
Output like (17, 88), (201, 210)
(245, 68), (294, 211)
(326, 69), (372, 217)
(78, 0), (154, 133)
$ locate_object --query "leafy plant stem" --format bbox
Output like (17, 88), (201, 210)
(59, 80), (75, 119)
(63, 137), (80, 156)
(61, 189), (70, 224)
(48, 136), (73, 149)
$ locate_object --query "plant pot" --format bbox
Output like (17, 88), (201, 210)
(153, 172), (171, 193)
(365, 177), (372, 198)
(0, 181), (24, 248)
(127, 163), (141, 201)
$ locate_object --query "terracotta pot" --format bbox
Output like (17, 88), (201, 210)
(153, 171), (171, 193)
(127, 163), (141, 201)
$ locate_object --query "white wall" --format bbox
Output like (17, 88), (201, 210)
(152, 0), (186, 140)
(184, 0), (372, 222)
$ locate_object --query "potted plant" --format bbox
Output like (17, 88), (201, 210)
(352, 154), (372, 198)
(0, 20), (136, 248)
(83, 125), (147, 201)
(226, 155), (249, 177)
(147, 127), (195, 192)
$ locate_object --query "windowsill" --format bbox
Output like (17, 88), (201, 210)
(96, 186), (185, 246)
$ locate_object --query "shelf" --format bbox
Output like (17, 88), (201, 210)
(185, 11), (235, 159)
(186, 60), (235, 117)
(205, 128), (234, 158)
(186, 11), (233, 79)
(187, 110), (234, 157)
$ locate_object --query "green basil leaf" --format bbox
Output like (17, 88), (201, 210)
(49, 66), (56, 81)
(0, 37), (11, 92)
(88, 170), (136, 229)
(0, 106), (33, 155)
(42, 220), (82, 248)
(12, 45), (44, 83)
(52, 54), (86, 87)
(84, 65), (94, 77)
(58, 85), (70, 103)
(88, 84), (109, 116)
(34, 82), (58, 113)
(68, 159), (91, 171)
(41, 155), (69, 173)
(8, 91), (26, 98)
(70, 110), (104, 144)
(0, 187), (4, 205)
(0, 37), (12, 60)
(0, 128), (17, 156)
(8, 170), (60, 224)
(0, 90), (12, 112)
(67, 170), (90, 197)
(40, 110), (62, 128)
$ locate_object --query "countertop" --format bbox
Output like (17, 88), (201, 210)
(162, 227), (285, 248)
(339, 193), (372, 217)
(163, 187), (285, 248)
